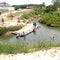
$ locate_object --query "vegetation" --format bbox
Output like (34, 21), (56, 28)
(14, 12), (21, 16)
(21, 11), (37, 19)
(39, 11), (60, 26)
(13, 5), (28, 10)
(37, 0), (60, 27)
(0, 25), (22, 36)
(45, 5), (57, 13)
(20, 4), (59, 27)
(0, 41), (60, 54)
(19, 1), (60, 27)
(52, 0), (60, 8)
(0, 33), (13, 40)
(20, 8), (44, 20)
(0, 2), (60, 54)
(13, 4), (45, 10)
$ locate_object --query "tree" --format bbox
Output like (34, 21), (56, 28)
(45, 5), (57, 13)
(42, 2), (45, 7)
(52, 0), (60, 3)
(52, 0), (60, 8)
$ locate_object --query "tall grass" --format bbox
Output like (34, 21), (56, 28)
(0, 41), (60, 54)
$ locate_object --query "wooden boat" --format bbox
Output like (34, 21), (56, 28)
(12, 23), (39, 38)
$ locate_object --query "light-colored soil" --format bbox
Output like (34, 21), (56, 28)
(0, 9), (33, 27)
(0, 21), (26, 27)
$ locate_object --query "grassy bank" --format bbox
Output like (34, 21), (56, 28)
(0, 41), (60, 54)
(39, 11), (60, 27)
(0, 33), (13, 40)
(0, 25), (22, 36)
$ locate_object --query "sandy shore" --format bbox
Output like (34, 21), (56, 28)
(0, 21), (26, 27)
(0, 47), (60, 60)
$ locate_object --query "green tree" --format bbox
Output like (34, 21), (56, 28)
(45, 5), (57, 13)
(52, 0), (60, 8)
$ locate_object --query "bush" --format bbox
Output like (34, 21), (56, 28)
(45, 5), (57, 13)
(39, 11), (60, 26)
(0, 27), (7, 35)
(21, 11), (37, 19)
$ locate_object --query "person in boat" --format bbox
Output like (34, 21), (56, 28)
(23, 31), (25, 36)
(16, 31), (25, 38)
(16, 34), (20, 38)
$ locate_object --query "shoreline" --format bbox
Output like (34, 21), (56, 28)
(39, 21), (60, 27)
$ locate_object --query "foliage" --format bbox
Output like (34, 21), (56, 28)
(45, 5), (57, 13)
(0, 34), (13, 40)
(12, 4), (46, 10)
(0, 41), (60, 54)
(0, 27), (7, 35)
(39, 11), (60, 26)
(7, 25), (22, 31)
(0, 25), (22, 35)
(52, 0), (60, 8)
(13, 5), (27, 10)
(14, 12), (21, 16)
(21, 11), (37, 19)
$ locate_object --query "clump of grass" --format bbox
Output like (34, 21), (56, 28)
(14, 12), (21, 16)
(0, 43), (19, 54)
(0, 41), (60, 54)
(7, 25), (22, 31)
(0, 33), (13, 40)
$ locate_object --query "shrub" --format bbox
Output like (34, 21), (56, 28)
(39, 11), (60, 26)
(0, 27), (7, 35)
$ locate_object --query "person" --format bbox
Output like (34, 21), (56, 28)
(0, 12), (1, 15)
(17, 16), (20, 23)
(33, 22), (36, 34)
(16, 34), (20, 38)
(2, 18), (4, 24)
(33, 22), (36, 27)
